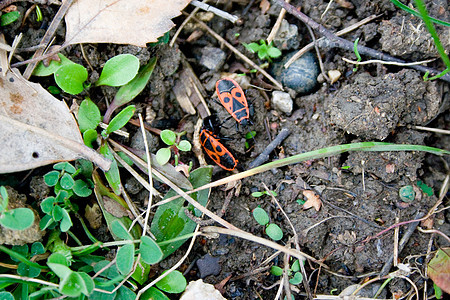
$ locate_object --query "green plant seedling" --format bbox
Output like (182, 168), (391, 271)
(103, 105), (136, 137)
(55, 63), (88, 95)
(0, 186), (35, 231)
(243, 39), (282, 62)
(104, 57), (157, 123)
(156, 129), (192, 166)
(78, 98), (102, 133)
(33, 54), (76, 77)
(270, 259), (303, 286)
(35, 5), (43, 22)
(251, 190), (277, 197)
(245, 131), (256, 149)
(96, 54), (140, 87)
(0, 11), (20, 26)
(9, 243), (45, 278)
(352, 37), (362, 72)
(252, 207), (269, 226)
(252, 205), (283, 241)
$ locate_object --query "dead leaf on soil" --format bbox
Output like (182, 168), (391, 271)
(0, 69), (111, 173)
(428, 247), (450, 294)
(302, 190), (322, 211)
(64, 0), (191, 47)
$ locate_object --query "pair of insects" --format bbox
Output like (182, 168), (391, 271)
(200, 78), (250, 171)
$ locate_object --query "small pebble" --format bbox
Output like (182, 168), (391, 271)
(271, 91), (293, 115)
(271, 51), (320, 94)
(200, 47), (226, 71)
(273, 19), (299, 50)
(399, 185), (415, 203)
(328, 70), (342, 84)
(196, 254), (221, 278)
(180, 279), (226, 300)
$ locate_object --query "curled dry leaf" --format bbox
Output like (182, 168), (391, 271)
(0, 69), (111, 173)
(302, 190), (322, 211)
(65, 0), (191, 47)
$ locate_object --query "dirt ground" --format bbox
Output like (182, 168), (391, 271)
(1, 0), (449, 299)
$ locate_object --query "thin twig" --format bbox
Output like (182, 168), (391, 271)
(248, 128), (290, 168)
(188, 13), (284, 90)
(267, 0), (290, 44)
(139, 114), (154, 234)
(411, 125), (450, 135)
(170, 0), (204, 47)
(190, 0), (239, 23)
(275, 0), (450, 82)
(342, 57), (436, 66)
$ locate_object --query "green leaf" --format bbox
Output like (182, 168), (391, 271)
(31, 242), (45, 256)
(271, 266), (283, 276)
(54, 63), (88, 95)
(99, 144), (122, 195)
(113, 57), (157, 107)
(48, 85), (61, 94)
(177, 140), (191, 152)
(60, 173), (75, 190)
(257, 45), (268, 60)
(0, 186), (8, 211)
(47, 262), (73, 280)
(251, 191), (264, 197)
(110, 219), (133, 240)
(44, 170), (60, 186)
(150, 167), (212, 258)
(289, 272), (303, 285)
(53, 162), (77, 174)
(160, 130), (177, 145)
(54, 204), (65, 221)
(141, 287), (170, 300)
(117, 152), (134, 166)
(72, 179), (92, 197)
(79, 272), (95, 295)
(417, 180), (434, 196)
(0, 292), (14, 300)
(83, 129), (98, 148)
(96, 54), (140, 87)
(116, 243), (135, 275)
(59, 271), (87, 297)
(33, 54), (74, 77)
(0, 208), (35, 230)
(267, 46), (282, 58)
(39, 214), (55, 230)
(90, 278), (117, 299)
(47, 253), (69, 266)
(106, 105), (136, 134)
(60, 208), (73, 232)
(252, 207), (269, 226)
(140, 236), (163, 264)
(0, 11), (20, 26)
(155, 270), (186, 294)
(243, 42), (260, 53)
(78, 98), (101, 133)
(266, 223), (283, 241)
(291, 259), (301, 272)
(17, 262), (41, 277)
(156, 148), (171, 165)
(131, 259), (151, 285)
(434, 283), (443, 299)
(246, 131), (256, 139)
(76, 159), (94, 178)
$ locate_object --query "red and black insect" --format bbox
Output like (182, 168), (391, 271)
(216, 78), (251, 126)
(200, 115), (238, 171)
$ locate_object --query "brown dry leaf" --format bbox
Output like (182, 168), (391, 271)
(0, 69), (111, 173)
(64, 0), (191, 47)
(260, 0), (271, 14)
(302, 190), (322, 211)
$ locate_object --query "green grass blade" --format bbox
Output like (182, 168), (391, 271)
(390, 0), (450, 27)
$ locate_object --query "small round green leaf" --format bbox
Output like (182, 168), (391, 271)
(156, 148), (171, 165)
(177, 140), (191, 152)
(78, 272), (95, 296)
(44, 170), (60, 186)
(160, 130), (176, 145)
(31, 242), (45, 256)
(78, 98), (101, 133)
(266, 223), (283, 241)
(18, 262), (41, 277)
(0, 11), (20, 26)
(140, 236), (163, 264)
(60, 173), (74, 190)
(0, 292), (14, 300)
(110, 219), (133, 240)
(83, 129), (98, 148)
(0, 208), (35, 230)
(53, 162), (77, 174)
(106, 105), (136, 134)
(267, 46), (282, 58)
(33, 54), (74, 77)
(141, 287), (170, 300)
(116, 243), (135, 275)
(60, 209), (73, 232)
(155, 270), (187, 294)
(39, 214), (54, 230)
(243, 42), (260, 53)
(270, 266), (283, 276)
(251, 191), (263, 198)
(54, 64), (88, 95)
(289, 272), (303, 285)
(48, 253), (69, 266)
(48, 85), (61, 94)
(253, 207), (269, 226)
(291, 260), (301, 272)
(52, 205), (63, 221)
(59, 271), (86, 297)
(96, 54), (140, 87)
(72, 179), (92, 197)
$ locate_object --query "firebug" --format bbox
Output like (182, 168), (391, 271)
(199, 115), (238, 171)
(216, 78), (251, 126)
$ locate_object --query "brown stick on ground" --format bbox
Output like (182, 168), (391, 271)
(273, 0), (450, 83)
